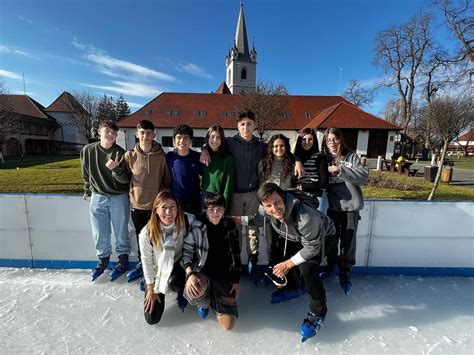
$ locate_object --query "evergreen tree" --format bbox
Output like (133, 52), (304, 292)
(97, 94), (117, 122)
(115, 94), (131, 120)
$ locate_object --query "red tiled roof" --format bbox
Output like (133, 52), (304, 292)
(6, 95), (47, 119)
(214, 82), (231, 94)
(118, 92), (399, 131)
(45, 91), (86, 114)
(1, 95), (59, 126)
(303, 102), (401, 130)
(458, 129), (473, 142)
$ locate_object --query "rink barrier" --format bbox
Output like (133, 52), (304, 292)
(0, 194), (473, 276)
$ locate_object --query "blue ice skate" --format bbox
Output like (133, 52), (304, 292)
(110, 254), (129, 281)
(319, 264), (334, 280)
(139, 279), (146, 292)
(339, 271), (352, 294)
(126, 262), (143, 282)
(197, 307), (209, 319)
(300, 312), (325, 343)
(91, 256), (109, 281)
(270, 288), (302, 304)
(248, 255), (261, 286)
(177, 293), (188, 312)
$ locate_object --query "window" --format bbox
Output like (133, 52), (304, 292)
(161, 136), (173, 147)
(279, 112), (290, 119)
(144, 110), (152, 116)
(192, 137), (206, 148)
(220, 111), (236, 117)
(194, 111), (207, 117)
(167, 110), (180, 117)
(305, 113), (312, 119)
(241, 68), (247, 80)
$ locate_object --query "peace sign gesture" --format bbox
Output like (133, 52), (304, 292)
(105, 152), (120, 170)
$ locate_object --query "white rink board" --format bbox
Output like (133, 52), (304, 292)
(0, 194), (473, 271)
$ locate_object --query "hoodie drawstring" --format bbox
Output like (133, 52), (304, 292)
(283, 224), (288, 257)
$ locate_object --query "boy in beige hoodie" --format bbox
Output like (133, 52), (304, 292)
(125, 120), (171, 282)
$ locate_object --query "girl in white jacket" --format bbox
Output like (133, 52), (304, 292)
(139, 189), (192, 324)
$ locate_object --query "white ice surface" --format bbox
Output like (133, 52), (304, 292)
(0, 268), (473, 354)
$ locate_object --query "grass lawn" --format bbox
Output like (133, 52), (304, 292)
(0, 156), (83, 194)
(0, 155), (473, 200)
(364, 171), (474, 200)
(446, 156), (474, 170)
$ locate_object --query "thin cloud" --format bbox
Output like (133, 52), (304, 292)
(176, 62), (213, 79)
(0, 69), (23, 80)
(0, 45), (36, 59)
(127, 101), (144, 109)
(72, 39), (175, 82)
(80, 81), (162, 98)
(19, 16), (33, 24)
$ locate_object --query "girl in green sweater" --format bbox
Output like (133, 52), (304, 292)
(201, 125), (235, 212)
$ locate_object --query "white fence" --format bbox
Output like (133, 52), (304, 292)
(0, 194), (473, 275)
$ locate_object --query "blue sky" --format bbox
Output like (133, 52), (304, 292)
(0, 0), (454, 115)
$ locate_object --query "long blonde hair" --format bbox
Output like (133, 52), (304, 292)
(146, 189), (186, 250)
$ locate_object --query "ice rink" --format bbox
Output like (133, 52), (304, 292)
(1, 268), (473, 354)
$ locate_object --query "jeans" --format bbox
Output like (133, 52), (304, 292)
(317, 192), (329, 215)
(90, 192), (131, 258)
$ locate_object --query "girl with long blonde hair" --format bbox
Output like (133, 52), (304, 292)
(139, 189), (193, 325)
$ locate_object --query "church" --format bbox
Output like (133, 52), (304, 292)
(118, 4), (400, 159)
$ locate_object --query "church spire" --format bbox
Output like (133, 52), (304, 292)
(225, 2), (257, 94)
(234, 2), (249, 56)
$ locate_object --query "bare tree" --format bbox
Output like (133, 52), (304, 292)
(375, 13), (433, 132)
(426, 95), (474, 200)
(383, 99), (405, 126)
(70, 90), (99, 142)
(435, 0), (474, 63)
(0, 82), (16, 148)
(342, 80), (375, 107)
(236, 82), (290, 140)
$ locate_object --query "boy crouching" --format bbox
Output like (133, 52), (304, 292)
(182, 193), (241, 330)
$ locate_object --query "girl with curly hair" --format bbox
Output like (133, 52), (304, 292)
(258, 134), (296, 190)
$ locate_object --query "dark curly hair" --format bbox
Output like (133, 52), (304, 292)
(260, 134), (293, 183)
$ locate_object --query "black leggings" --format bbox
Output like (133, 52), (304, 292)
(143, 262), (185, 325)
(131, 209), (152, 261)
(326, 210), (359, 270)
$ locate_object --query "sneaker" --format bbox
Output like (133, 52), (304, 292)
(110, 254), (129, 281)
(91, 256), (110, 281)
(197, 307), (209, 319)
(300, 312), (325, 342)
(126, 262), (143, 282)
(339, 271), (352, 294)
(176, 292), (188, 312)
(270, 288), (302, 304)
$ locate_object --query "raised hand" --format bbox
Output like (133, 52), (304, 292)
(105, 153), (120, 170)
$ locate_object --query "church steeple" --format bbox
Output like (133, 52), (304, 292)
(225, 2), (257, 94)
(234, 3), (249, 58)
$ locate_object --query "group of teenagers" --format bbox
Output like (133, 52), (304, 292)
(80, 109), (368, 339)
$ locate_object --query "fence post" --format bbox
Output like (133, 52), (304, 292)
(364, 201), (377, 274)
(376, 156), (382, 171)
(23, 195), (34, 267)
